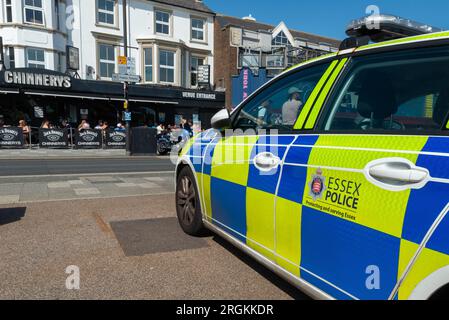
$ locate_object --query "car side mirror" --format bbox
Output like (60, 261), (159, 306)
(211, 109), (231, 131)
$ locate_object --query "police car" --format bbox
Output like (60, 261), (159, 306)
(175, 18), (449, 300)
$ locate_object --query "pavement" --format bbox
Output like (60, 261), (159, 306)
(0, 147), (128, 159)
(0, 194), (308, 300)
(0, 152), (308, 300)
(0, 172), (174, 204)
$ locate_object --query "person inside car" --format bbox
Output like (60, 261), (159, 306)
(282, 87), (304, 126)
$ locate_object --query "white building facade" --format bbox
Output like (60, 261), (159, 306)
(0, 0), (215, 89)
(0, 0), (223, 129)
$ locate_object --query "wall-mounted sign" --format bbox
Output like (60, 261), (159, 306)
(3, 70), (71, 88)
(181, 91), (216, 100)
(230, 27), (243, 47)
(112, 73), (141, 83)
(66, 46), (80, 71)
(34, 106), (44, 118)
(197, 65), (210, 85)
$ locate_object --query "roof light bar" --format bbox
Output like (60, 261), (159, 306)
(346, 14), (444, 43)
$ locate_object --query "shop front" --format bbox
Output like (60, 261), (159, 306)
(0, 68), (225, 131)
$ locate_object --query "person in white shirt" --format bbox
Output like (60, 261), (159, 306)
(282, 87), (303, 126)
(156, 124), (164, 136)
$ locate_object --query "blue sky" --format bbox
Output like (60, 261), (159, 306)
(206, 0), (449, 40)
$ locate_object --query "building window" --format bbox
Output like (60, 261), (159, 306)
(99, 43), (115, 79)
(191, 18), (205, 41)
(272, 31), (289, 47)
(57, 52), (65, 72)
(6, 47), (15, 69)
(159, 50), (175, 84)
(155, 10), (170, 35)
(5, 0), (13, 23)
(97, 0), (115, 25)
(27, 48), (45, 69)
(190, 56), (204, 87)
(54, 0), (60, 30)
(143, 48), (153, 83)
(24, 0), (44, 25)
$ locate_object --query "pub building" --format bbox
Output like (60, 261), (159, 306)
(0, 0), (225, 133)
(0, 67), (225, 130)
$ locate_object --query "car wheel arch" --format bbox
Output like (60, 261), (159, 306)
(175, 157), (205, 216)
(408, 265), (449, 300)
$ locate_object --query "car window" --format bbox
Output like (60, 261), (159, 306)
(322, 47), (449, 132)
(233, 62), (331, 132)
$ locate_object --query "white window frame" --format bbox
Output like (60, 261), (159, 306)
(98, 43), (116, 80)
(96, 0), (116, 26)
(26, 48), (45, 69)
(159, 49), (175, 84)
(5, 0), (13, 23)
(23, 0), (44, 25)
(155, 9), (171, 36)
(143, 47), (153, 83)
(272, 31), (290, 47)
(190, 55), (205, 88)
(191, 17), (206, 42)
(6, 47), (15, 69)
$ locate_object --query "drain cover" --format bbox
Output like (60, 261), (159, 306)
(110, 217), (209, 256)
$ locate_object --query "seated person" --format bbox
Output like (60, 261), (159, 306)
(282, 87), (303, 126)
(257, 99), (282, 127)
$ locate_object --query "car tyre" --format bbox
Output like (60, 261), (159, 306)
(176, 166), (205, 236)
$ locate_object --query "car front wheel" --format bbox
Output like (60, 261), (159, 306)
(176, 166), (205, 236)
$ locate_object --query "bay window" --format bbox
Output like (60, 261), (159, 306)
(159, 50), (175, 84)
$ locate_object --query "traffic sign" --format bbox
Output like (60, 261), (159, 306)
(118, 56), (127, 65)
(112, 73), (141, 83)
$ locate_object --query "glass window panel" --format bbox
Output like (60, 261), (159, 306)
(323, 47), (449, 132)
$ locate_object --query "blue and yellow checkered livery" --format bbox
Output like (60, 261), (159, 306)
(180, 132), (449, 300)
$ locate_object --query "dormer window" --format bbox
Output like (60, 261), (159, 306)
(272, 31), (289, 47)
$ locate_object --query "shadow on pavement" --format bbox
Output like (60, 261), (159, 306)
(0, 207), (27, 226)
(212, 235), (311, 300)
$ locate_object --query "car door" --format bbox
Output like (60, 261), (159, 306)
(206, 61), (334, 262)
(289, 45), (449, 300)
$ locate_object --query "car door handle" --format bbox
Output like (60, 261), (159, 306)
(366, 159), (429, 186)
(254, 152), (282, 172)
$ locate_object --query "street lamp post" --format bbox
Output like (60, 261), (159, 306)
(123, 0), (131, 156)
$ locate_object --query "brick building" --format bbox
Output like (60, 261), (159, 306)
(214, 14), (341, 109)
